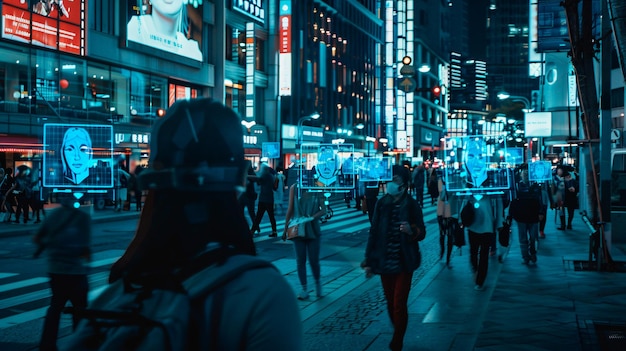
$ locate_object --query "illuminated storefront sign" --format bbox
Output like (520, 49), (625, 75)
(115, 133), (150, 145)
(233, 0), (265, 23)
(2, 0), (86, 55)
(278, 0), (292, 96)
(126, 1), (204, 62)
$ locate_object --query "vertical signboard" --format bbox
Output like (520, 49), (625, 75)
(2, 0), (86, 55)
(278, 0), (292, 96)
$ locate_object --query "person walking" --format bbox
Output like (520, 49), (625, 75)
(128, 165), (144, 211)
(250, 162), (278, 237)
(427, 168), (439, 206)
(563, 171), (579, 229)
(282, 183), (327, 299)
(364, 180), (380, 223)
(460, 192), (504, 290)
(274, 167), (286, 213)
(107, 98), (302, 350)
(362, 165), (426, 351)
(436, 173), (456, 268)
(5, 165), (33, 224)
(240, 164), (258, 230)
(0, 167), (14, 222)
(551, 166), (567, 230)
(34, 195), (92, 351)
(509, 164), (546, 265)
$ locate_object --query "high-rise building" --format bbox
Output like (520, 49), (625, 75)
(485, 0), (539, 106)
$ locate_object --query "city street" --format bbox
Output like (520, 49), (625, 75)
(0, 194), (444, 351)
(1, 192), (625, 351)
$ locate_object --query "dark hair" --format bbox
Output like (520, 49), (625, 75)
(392, 165), (410, 184)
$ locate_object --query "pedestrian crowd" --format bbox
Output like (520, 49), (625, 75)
(12, 98), (582, 351)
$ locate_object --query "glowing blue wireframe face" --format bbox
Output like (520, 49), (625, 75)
(316, 146), (338, 186)
(464, 138), (488, 187)
(529, 161), (552, 182)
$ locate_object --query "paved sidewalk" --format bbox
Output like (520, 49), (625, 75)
(386, 213), (626, 351)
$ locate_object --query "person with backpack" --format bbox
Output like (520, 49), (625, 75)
(509, 164), (546, 265)
(65, 98), (302, 351)
(361, 165), (426, 351)
(33, 194), (92, 351)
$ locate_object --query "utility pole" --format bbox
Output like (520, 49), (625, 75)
(563, 0), (613, 267)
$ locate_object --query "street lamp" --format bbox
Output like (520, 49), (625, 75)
(498, 91), (535, 160)
(497, 91), (531, 112)
(297, 112), (321, 146)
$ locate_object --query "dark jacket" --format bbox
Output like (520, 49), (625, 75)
(510, 181), (544, 223)
(364, 193), (426, 274)
(563, 177), (579, 208)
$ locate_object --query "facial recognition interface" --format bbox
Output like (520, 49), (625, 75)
(43, 124), (114, 188)
(506, 147), (524, 165)
(299, 143), (355, 191)
(262, 142), (280, 159)
(443, 135), (511, 193)
(357, 157), (394, 182)
(529, 161), (552, 182)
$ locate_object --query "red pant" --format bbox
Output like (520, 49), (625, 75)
(380, 271), (414, 351)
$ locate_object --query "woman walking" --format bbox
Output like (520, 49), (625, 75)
(283, 183), (327, 299)
(362, 165), (426, 351)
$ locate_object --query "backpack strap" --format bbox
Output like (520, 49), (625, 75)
(184, 254), (276, 350)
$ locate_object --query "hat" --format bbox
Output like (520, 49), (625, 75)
(138, 98), (248, 192)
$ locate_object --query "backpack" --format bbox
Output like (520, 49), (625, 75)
(63, 248), (275, 351)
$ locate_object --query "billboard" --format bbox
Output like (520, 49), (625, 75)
(126, 0), (203, 62)
(356, 157), (394, 182)
(2, 0), (85, 55)
(43, 124), (114, 188)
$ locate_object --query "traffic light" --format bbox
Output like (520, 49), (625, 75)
(431, 85), (441, 103)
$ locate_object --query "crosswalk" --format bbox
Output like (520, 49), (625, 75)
(0, 194), (439, 333)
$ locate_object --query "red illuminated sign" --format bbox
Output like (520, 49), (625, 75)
(2, 1), (85, 55)
(279, 15), (291, 54)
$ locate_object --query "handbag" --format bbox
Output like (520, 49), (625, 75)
(286, 221), (302, 240)
(286, 217), (313, 240)
(498, 216), (512, 247)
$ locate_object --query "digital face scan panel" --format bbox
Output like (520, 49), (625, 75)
(299, 143), (355, 191)
(356, 157), (394, 182)
(443, 135), (512, 193)
(529, 161), (552, 182)
(43, 124), (114, 188)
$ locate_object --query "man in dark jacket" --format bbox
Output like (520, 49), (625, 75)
(362, 165), (426, 351)
(510, 165), (546, 264)
(250, 162), (278, 237)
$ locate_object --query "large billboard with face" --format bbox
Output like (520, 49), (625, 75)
(2, 0), (86, 55)
(43, 124), (114, 188)
(126, 0), (203, 62)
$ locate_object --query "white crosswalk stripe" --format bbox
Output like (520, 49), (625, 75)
(0, 197), (438, 331)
